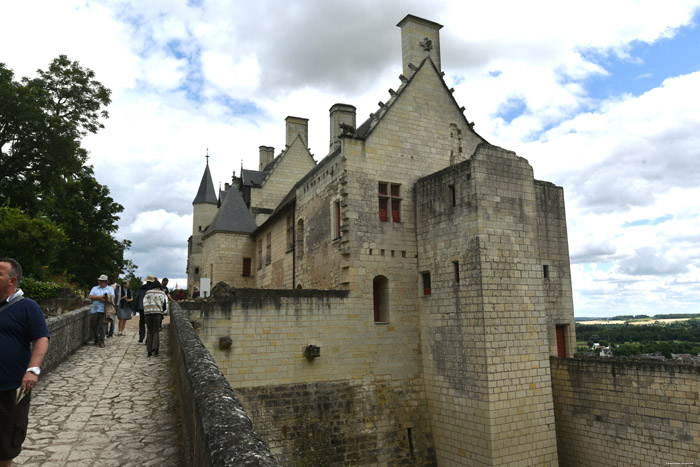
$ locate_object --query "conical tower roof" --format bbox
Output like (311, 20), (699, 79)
(193, 162), (218, 205)
(203, 184), (257, 237)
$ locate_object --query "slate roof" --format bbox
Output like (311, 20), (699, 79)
(202, 184), (257, 239)
(241, 169), (266, 187)
(193, 163), (218, 204)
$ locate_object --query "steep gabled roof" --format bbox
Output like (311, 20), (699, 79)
(354, 57), (486, 144)
(193, 163), (218, 204)
(202, 184), (257, 239)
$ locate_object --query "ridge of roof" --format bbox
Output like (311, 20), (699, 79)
(254, 145), (342, 234)
(354, 57), (486, 143)
(193, 163), (218, 204)
(202, 184), (257, 239)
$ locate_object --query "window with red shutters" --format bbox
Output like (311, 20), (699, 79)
(379, 182), (401, 223)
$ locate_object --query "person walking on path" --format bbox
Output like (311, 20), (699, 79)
(0, 258), (50, 467)
(143, 279), (166, 357)
(133, 276), (154, 343)
(116, 280), (133, 336)
(106, 276), (118, 339)
(88, 275), (114, 348)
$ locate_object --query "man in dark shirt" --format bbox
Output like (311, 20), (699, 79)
(0, 258), (50, 467)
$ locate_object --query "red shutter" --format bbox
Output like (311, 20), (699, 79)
(379, 198), (388, 222)
(391, 199), (401, 223)
(243, 258), (251, 276)
(556, 325), (567, 358)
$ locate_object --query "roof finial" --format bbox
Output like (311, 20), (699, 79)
(206, 148), (210, 165)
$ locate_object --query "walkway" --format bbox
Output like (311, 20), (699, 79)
(14, 318), (185, 467)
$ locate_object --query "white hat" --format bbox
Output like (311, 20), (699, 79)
(97, 274), (109, 281)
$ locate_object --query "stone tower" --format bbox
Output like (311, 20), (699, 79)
(188, 159), (218, 294)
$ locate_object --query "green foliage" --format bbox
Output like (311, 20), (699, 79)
(19, 273), (84, 302)
(0, 206), (67, 279)
(20, 277), (63, 302)
(0, 56), (134, 287)
(576, 321), (700, 345)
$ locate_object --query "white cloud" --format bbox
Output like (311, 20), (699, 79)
(3, 0), (700, 312)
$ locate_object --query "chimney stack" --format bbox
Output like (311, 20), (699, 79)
(329, 103), (356, 147)
(285, 116), (309, 148)
(396, 15), (443, 77)
(259, 146), (275, 171)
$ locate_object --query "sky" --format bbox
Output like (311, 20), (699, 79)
(2, 0), (700, 317)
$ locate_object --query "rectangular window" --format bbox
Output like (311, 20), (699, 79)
(286, 215), (294, 250)
(266, 232), (272, 265)
(449, 185), (456, 206)
(543, 264), (550, 278)
(242, 258), (251, 277)
(334, 200), (341, 239)
(453, 261), (460, 284)
(379, 182), (401, 223)
(422, 272), (431, 296)
(257, 239), (263, 269)
(194, 267), (199, 275)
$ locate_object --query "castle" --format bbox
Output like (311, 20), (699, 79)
(186, 15), (577, 466)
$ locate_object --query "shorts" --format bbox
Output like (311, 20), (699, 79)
(0, 388), (31, 461)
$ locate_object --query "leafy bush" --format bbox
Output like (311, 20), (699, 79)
(20, 275), (84, 302)
(20, 277), (63, 302)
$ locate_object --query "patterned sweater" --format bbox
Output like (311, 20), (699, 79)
(143, 288), (166, 314)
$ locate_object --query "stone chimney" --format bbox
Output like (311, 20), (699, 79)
(259, 146), (275, 171)
(285, 116), (309, 148)
(396, 15), (443, 77)
(329, 104), (356, 147)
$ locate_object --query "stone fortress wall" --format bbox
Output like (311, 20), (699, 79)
(551, 357), (700, 466)
(183, 295), (700, 466)
(180, 290), (436, 466)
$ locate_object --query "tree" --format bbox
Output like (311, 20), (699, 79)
(0, 56), (132, 287)
(0, 206), (67, 279)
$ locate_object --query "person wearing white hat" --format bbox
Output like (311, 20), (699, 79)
(87, 274), (114, 348)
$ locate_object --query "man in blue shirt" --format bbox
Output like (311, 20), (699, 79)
(88, 275), (114, 348)
(0, 258), (50, 467)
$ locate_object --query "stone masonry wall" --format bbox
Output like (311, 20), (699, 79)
(535, 181), (576, 357)
(551, 357), (700, 467)
(42, 305), (91, 374)
(180, 290), (436, 466)
(201, 232), (255, 289)
(169, 301), (278, 467)
(415, 146), (559, 465)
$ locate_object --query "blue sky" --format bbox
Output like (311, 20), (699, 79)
(2, 0), (700, 317)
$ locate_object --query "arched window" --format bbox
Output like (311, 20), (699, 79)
(373, 275), (389, 323)
(296, 219), (304, 259)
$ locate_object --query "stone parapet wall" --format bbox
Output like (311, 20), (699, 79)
(42, 305), (91, 374)
(168, 301), (278, 467)
(551, 357), (700, 466)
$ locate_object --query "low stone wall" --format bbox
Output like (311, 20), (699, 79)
(42, 305), (92, 373)
(168, 301), (279, 467)
(551, 356), (700, 466)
